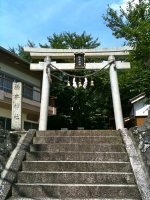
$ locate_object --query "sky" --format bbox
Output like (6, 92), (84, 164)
(0, 0), (138, 50)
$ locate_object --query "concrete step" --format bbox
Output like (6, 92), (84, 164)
(22, 161), (132, 172)
(30, 143), (126, 152)
(17, 171), (135, 184)
(33, 136), (122, 144)
(36, 130), (119, 137)
(26, 151), (129, 162)
(8, 198), (140, 200)
(12, 183), (141, 199)
(8, 197), (137, 200)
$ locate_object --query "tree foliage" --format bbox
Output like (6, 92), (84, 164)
(103, 0), (150, 66)
(49, 69), (113, 130)
(103, 0), (150, 102)
(40, 32), (100, 49)
(9, 40), (36, 62)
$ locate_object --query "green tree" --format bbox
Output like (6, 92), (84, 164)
(9, 40), (36, 62)
(103, 0), (150, 66)
(50, 70), (112, 130)
(103, 0), (150, 105)
(40, 31), (100, 49)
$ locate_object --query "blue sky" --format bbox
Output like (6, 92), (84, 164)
(0, 0), (129, 49)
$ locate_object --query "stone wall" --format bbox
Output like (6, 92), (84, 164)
(0, 130), (20, 173)
(130, 110), (150, 176)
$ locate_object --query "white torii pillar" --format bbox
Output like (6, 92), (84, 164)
(109, 55), (124, 129)
(39, 56), (51, 131)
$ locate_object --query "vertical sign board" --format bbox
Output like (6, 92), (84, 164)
(11, 82), (22, 130)
(75, 53), (85, 69)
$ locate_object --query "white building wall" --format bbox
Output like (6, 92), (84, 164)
(134, 99), (150, 117)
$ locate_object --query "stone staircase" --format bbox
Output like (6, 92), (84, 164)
(9, 130), (141, 199)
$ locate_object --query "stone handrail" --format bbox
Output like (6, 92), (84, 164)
(0, 130), (35, 200)
(120, 128), (150, 200)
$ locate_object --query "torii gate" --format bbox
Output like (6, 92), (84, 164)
(24, 46), (132, 130)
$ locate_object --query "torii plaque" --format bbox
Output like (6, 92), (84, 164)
(24, 46), (132, 130)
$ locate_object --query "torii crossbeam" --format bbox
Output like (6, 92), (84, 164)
(24, 46), (132, 130)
